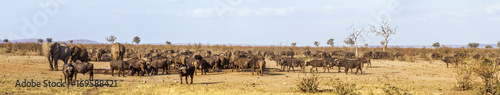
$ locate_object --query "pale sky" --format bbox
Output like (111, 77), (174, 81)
(1, 0), (499, 46)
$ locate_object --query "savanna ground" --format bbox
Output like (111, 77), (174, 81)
(0, 51), (474, 95)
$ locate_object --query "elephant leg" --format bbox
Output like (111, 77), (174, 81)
(53, 59), (59, 71)
(49, 61), (54, 71)
(48, 57), (54, 70)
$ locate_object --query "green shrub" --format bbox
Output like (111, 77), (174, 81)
(297, 70), (320, 93)
(325, 78), (361, 95)
(382, 84), (411, 95)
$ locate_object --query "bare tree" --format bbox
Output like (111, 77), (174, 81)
(370, 19), (397, 52)
(347, 24), (365, 57)
(106, 35), (117, 44)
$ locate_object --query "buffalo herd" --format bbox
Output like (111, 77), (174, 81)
(42, 42), (493, 85)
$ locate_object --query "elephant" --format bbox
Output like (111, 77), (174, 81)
(43, 42), (71, 71)
(111, 43), (126, 61)
(68, 45), (89, 63)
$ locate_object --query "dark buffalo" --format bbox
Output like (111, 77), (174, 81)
(73, 62), (94, 80)
(178, 64), (195, 84)
(127, 59), (147, 76)
(62, 63), (76, 88)
(335, 59), (363, 74)
(305, 59), (329, 73)
(442, 56), (459, 68)
(110, 60), (130, 77)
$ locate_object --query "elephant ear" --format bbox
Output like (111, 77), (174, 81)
(51, 43), (60, 54)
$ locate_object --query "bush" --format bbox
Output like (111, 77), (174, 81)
(325, 78), (361, 95)
(5, 43), (12, 53)
(297, 70), (320, 93)
(455, 65), (473, 91)
(470, 58), (500, 94)
(382, 84), (411, 95)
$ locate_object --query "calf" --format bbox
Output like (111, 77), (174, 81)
(335, 59), (363, 74)
(73, 62), (94, 80)
(178, 64), (195, 84)
(110, 60), (130, 77)
(62, 63), (76, 88)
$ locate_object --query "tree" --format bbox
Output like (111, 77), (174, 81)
(370, 19), (397, 52)
(166, 41), (172, 45)
(432, 42), (440, 48)
(327, 38), (334, 47)
(46, 38), (53, 43)
(485, 45), (493, 49)
(380, 41), (385, 46)
(69, 40), (74, 44)
(132, 36), (141, 44)
(346, 24), (365, 57)
(468, 42), (480, 48)
(314, 41), (320, 47)
(37, 39), (44, 43)
(106, 35), (117, 44)
(364, 43), (369, 47)
(497, 41), (500, 48)
(291, 42), (297, 47)
(3, 39), (8, 43)
(344, 38), (355, 46)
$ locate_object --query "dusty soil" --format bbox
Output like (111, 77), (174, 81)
(0, 53), (472, 94)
